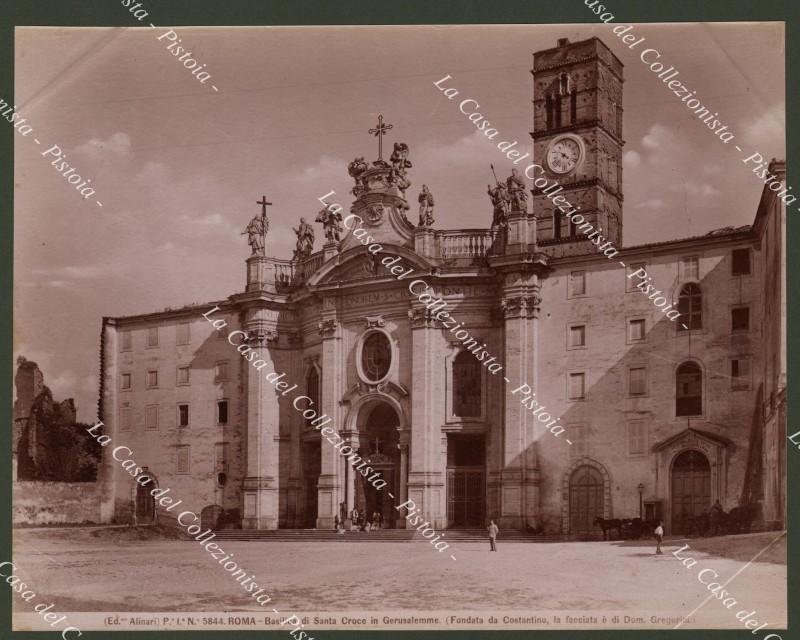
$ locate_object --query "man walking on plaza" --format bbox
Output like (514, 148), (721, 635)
(488, 519), (499, 552)
(654, 520), (664, 555)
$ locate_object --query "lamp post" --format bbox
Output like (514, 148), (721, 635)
(637, 483), (645, 519)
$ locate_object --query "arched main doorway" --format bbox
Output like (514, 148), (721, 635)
(355, 403), (400, 528)
(671, 449), (711, 533)
(569, 465), (604, 537)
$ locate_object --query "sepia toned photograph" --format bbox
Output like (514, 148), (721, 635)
(7, 10), (789, 637)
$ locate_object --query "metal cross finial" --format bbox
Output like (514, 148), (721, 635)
(257, 195), (272, 216)
(368, 114), (393, 161)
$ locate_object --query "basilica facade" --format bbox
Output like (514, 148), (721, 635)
(97, 36), (786, 536)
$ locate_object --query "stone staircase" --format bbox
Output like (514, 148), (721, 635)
(209, 528), (560, 542)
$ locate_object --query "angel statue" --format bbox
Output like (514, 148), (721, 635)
(418, 185), (435, 227)
(293, 217), (315, 259)
(348, 156), (369, 196)
(316, 206), (343, 243)
(390, 142), (412, 176)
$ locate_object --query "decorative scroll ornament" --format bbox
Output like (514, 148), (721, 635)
(364, 315), (386, 329)
(318, 319), (338, 338)
(408, 307), (435, 328)
(501, 294), (542, 318)
(366, 204), (384, 225)
(246, 327), (277, 347)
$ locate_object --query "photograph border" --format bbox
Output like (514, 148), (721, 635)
(1, 0), (797, 638)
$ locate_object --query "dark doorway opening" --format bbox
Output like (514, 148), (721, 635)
(303, 440), (320, 528)
(446, 434), (485, 527)
(135, 476), (155, 523)
(356, 403), (400, 528)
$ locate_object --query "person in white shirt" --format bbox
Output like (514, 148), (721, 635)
(488, 520), (499, 551)
(654, 521), (664, 555)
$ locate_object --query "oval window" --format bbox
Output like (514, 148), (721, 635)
(361, 332), (391, 382)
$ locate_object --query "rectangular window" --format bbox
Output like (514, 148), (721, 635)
(147, 326), (159, 347)
(570, 425), (588, 457)
(215, 361), (229, 382)
(628, 318), (646, 342)
(120, 407), (131, 431)
(568, 271), (586, 297)
(176, 322), (190, 345)
(121, 373), (132, 390)
(628, 420), (647, 455)
(732, 358), (750, 389)
(568, 372), (585, 400)
(629, 367), (647, 396)
(178, 403), (189, 427)
(121, 330), (132, 351)
(732, 248), (751, 276)
(568, 324), (586, 348)
(627, 263), (647, 292)
(145, 404), (159, 430)
(177, 366), (190, 385)
(681, 256), (699, 281)
(146, 370), (158, 389)
(217, 400), (229, 425)
(176, 446), (190, 474)
(731, 307), (750, 332)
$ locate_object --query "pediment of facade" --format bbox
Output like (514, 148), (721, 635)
(652, 427), (733, 457)
(307, 244), (432, 288)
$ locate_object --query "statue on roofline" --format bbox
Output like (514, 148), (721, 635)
(506, 168), (528, 212)
(316, 206), (343, 244)
(418, 184), (434, 227)
(488, 181), (510, 229)
(293, 217), (315, 260)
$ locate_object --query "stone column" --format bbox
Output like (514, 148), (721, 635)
(241, 327), (280, 530)
(407, 306), (445, 529)
(316, 317), (343, 528)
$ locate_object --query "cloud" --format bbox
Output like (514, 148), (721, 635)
(75, 132), (132, 161)
(641, 124), (671, 151)
(420, 131), (494, 168)
(669, 181), (721, 197)
(740, 102), (785, 155)
(299, 154), (346, 184)
(623, 150), (641, 168)
(635, 199), (666, 209)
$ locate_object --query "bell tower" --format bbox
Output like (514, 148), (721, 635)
(531, 37), (624, 256)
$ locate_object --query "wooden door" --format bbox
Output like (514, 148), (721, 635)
(671, 450), (711, 533)
(569, 466), (603, 535)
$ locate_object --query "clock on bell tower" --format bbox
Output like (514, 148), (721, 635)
(531, 37), (624, 256)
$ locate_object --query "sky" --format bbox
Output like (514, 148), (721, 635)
(12, 23), (785, 422)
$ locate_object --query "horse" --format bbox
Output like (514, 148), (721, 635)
(684, 512), (709, 537)
(594, 516), (623, 540)
(727, 504), (759, 534)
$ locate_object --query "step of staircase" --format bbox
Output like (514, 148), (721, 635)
(209, 528), (560, 542)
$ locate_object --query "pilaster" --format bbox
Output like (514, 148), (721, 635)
(498, 272), (542, 530)
(316, 316), (344, 528)
(241, 324), (280, 530)
(407, 305), (445, 529)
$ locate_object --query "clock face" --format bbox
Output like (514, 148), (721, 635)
(547, 136), (582, 174)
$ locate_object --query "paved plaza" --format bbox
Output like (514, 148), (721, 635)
(10, 527), (786, 630)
